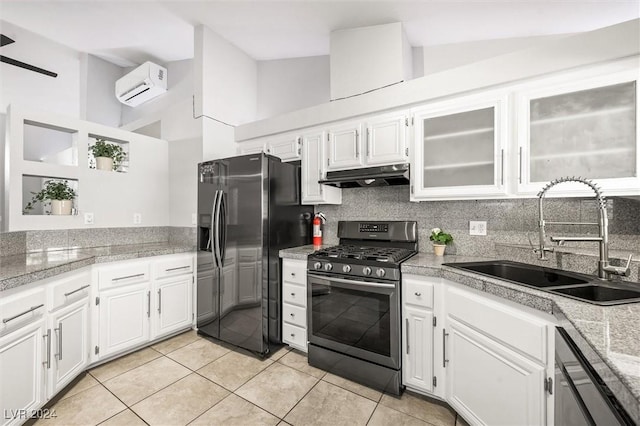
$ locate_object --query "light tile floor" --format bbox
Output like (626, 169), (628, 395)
(40, 330), (470, 426)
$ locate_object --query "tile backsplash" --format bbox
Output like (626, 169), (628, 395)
(316, 187), (640, 257)
(0, 226), (197, 256)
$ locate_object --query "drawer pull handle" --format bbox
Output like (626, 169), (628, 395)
(291, 272), (296, 277)
(290, 313), (295, 317)
(166, 266), (190, 272)
(2, 304), (44, 324)
(291, 293), (295, 296)
(290, 333), (295, 337)
(64, 284), (91, 297)
(414, 292), (421, 297)
(113, 273), (145, 282)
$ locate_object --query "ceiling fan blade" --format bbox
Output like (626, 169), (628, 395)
(0, 55), (58, 77)
(1, 34), (15, 47)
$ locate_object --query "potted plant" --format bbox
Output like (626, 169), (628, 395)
(90, 139), (127, 171)
(24, 180), (76, 215)
(430, 227), (453, 256)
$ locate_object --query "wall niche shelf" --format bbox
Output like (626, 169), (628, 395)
(3, 104), (170, 231)
(88, 134), (130, 173)
(22, 175), (79, 216)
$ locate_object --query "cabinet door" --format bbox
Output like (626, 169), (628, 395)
(411, 94), (508, 200)
(238, 140), (267, 156)
(327, 122), (364, 170)
(301, 131), (342, 205)
(403, 306), (434, 394)
(268, 135), (301, 161)
(445, 318), (546, 426)
(153, 276), (193, 340)
(98, 283), (150, 359)
(0, 319), (47, 426)
(48, 300), (89, 398)
(365, 113), (408, 166)
(516, 70), (639, 197)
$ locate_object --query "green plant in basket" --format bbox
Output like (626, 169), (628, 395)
(90, 139), (127, 170)
(430, 227), (453, 245)
(24, 180), (76, 213)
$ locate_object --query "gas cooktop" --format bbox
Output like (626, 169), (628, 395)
(312, 244), (416, 264)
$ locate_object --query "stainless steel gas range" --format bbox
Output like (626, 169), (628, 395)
(306, 221), (418, 395)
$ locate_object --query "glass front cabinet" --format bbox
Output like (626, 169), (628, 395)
(411, 93), (509, 200)
(515, 69), (639, 197)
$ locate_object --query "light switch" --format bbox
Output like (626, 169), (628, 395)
(133, 213), (142, 224)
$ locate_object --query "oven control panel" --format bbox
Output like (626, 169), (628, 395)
(308, 259), (399, 281)
(359, 223), (388, 233)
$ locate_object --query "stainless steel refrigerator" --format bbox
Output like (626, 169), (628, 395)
(196, 153), (312, 356)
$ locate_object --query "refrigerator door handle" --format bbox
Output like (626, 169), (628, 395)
(213, 189), (223, 268)
(219, 191), (227, 266)
(211, 190), (220, 267)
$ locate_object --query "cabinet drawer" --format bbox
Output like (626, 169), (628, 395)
(0, 287), (46, 335)
(403, 276), (434, 309)
(98, 260), (150, 290)
(50, 270), (92, 310)
(154, 254), (194, 279)
(283, 303), (306, 328)
(283, 323), (307, 352)
(282, 260), (306, 286)
(447, 286), (548, 363)
(283, 283), (306, 307)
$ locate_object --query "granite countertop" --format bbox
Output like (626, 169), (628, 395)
(280, 247), (640, 422)
(0, 242), (195, 292)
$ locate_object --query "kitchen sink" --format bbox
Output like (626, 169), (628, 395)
(444, 260), (589, 288)
(551, 285), (640, 303)
(444, 260), (640, 306)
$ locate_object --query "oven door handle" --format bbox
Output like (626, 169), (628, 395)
(307, 273), (396, 289)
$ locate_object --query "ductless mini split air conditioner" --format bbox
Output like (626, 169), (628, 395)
(115, 61), (167, 107)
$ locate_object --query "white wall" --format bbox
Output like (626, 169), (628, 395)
(168, 137), (200, 227)
(0, 20), (81, 116)
(82, 54), (123, 127)
(422, 34), (572, 75)
(202, 118), (235, 162)
(194, 25), (257, 126)
(257, 55), (330, 120)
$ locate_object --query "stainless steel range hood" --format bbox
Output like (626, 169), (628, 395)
(319, 163), (410, 188)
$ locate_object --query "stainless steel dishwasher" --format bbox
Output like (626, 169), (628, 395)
(555, 327), (635, 425)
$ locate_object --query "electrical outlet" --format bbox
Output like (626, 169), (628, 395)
(469, 221), (487, 236)
(133, 213), (142, 224)
(191, 213), (197, 225)
(84, 213), (94, 225)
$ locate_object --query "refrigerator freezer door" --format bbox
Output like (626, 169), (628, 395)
(217, 155), (266, 354)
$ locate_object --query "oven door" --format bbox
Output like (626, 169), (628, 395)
(307, 272), (400, 370)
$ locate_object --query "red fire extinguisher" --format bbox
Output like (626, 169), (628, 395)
(313, 213), (326, 248)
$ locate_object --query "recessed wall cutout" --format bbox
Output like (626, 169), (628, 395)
(88, 134), (130, 173)
(23, 120), (78, 166)
(22, 175), (78, 216)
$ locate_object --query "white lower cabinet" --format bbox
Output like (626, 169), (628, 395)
(97, 282), (151, 359)
(401, 275), (555, 425)
(446, 317), (547, 426)
(281, 258), (308, 352)
(0, 318), (47, 426)
(152, 276), (193, 340)
(47, 298), (89, 398)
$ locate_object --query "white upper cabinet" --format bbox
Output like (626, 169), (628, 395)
(327, 112), (409, 171)
(516, 66), (639, 197)
(238, 133), (301, 162)
(267, 134), (302, 162)
(411, 93), (508, 200)
(301, 130), (342, 205)
(364, 112), (409, 166)
(326, 122), (364, 170)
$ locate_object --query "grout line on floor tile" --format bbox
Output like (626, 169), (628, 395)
(94, 407), (128, 425)
(277, 375), (323, 423)
(378, 391), (457, 426)
(319, 375), (382, 403)
(365, 402), (379, 425)
(88, 349), (164, 384)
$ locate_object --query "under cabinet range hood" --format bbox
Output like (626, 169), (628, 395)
(319, 163), (410, 188)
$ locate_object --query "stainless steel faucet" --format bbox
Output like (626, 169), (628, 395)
(536, 176), (633, 280)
